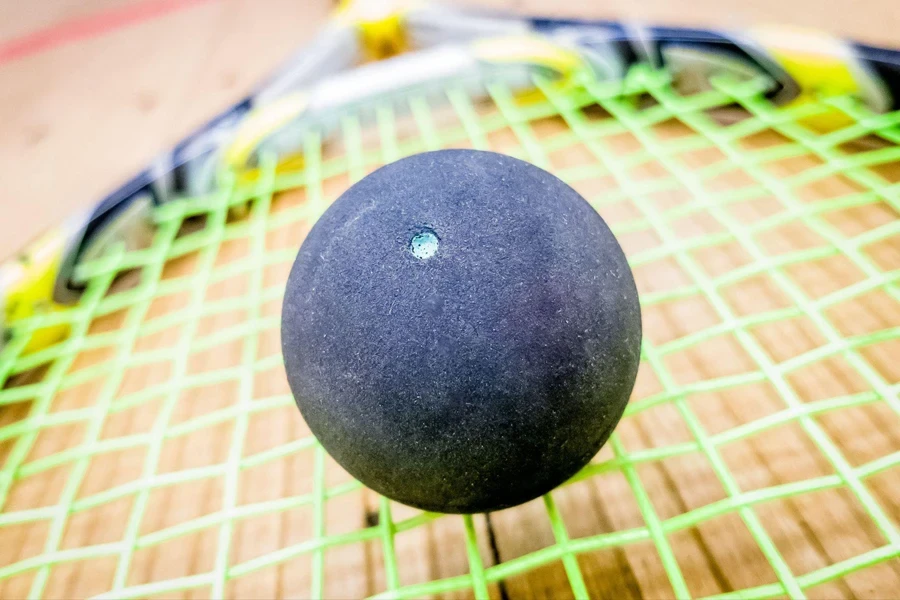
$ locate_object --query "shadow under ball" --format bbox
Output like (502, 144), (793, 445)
(281, 149), (642, 513)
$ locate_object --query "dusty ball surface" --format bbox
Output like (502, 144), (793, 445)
(281, 149), (641, 513)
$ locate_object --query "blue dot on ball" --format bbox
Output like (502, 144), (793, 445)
(281, 149), (641, 514)
(409, 229), (439, 260)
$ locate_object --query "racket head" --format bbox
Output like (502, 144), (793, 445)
(1, 5), (899, 599)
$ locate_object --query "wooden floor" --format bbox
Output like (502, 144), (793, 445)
(0, 1), (898, 599)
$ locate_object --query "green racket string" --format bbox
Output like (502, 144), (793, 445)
(0, 64), (898, 599)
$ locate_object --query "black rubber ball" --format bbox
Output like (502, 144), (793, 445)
(281, 149), (641, 514)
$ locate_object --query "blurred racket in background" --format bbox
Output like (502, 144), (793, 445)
(0, 0), (899, 598)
